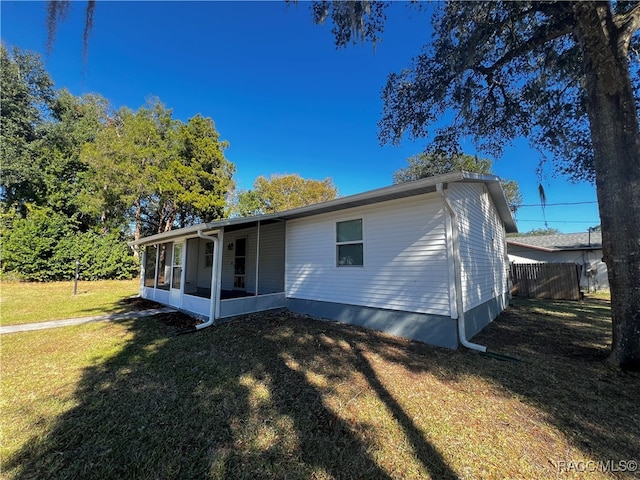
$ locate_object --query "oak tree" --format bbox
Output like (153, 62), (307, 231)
(0, 45), (55, 212)
(314, 0), (640, 368)
(44, 0), (640, 367)
(81, 100), (235, 240)
(393, 152), (523, 211)
(233, 174), (338, 216)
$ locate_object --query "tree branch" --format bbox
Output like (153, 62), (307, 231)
(614, 3), (640, 53)
(475, 13), (574, 77)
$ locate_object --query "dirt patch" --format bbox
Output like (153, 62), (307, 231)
(119, 296), (203, 331)
(118, 296), (165, 311)
(158, 311), (203, 331)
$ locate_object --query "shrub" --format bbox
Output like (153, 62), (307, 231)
(1, 205), (137, 281)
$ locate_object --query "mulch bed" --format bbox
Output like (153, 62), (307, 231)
(119, 296), (204, 331)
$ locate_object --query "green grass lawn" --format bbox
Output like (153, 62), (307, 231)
(0, 279), (140, 325)
(2, 293), (639, 479)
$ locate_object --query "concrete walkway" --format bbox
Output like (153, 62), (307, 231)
(0, 308), (177, 334)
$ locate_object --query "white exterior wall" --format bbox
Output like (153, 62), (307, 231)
(285, 193), (452, 316)
(448, 183), (508, 312)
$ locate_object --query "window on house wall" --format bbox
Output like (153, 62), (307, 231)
(205, 241), (214, 267)
(157, 242), (173, 290)
(144, 245), (157, 287)
(336, 219), (364, 266)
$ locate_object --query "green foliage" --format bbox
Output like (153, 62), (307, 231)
(376, 2), (601, 182)
(315, 2), (638, 183)
(254, 174), (338, 213)
(0, 44), (55, 210)
(169, 114), (235, 224)
(232, 189), (264, 217)
(1, 205), (136, 281)
(0, 55), (136, 282)
(501, 180), (523, 212)
(232, 174), (338, 216)
(393, 152), (523, 211)
(55, 231), (138, 281)
(82, 101), (235, 236)
(1, 206), (72, 281)
(80, 100), (173, 234)
(5, 22), (303, 280)
(393, 152), (493, 183)
(39, 90), (109, 224)
(1, 48), (234, 281)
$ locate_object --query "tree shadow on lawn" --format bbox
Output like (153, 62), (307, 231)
(6, 297), (639, 479)
(73, 296), (169, 318)
(388, 296), (640, 468)
(5, 311), (457, 479)
(466, 296), (640, 463)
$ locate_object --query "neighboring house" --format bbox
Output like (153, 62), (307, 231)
(130, 172), (517, 349)
(507, 231), (608, 291)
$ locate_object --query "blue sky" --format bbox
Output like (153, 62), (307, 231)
(1, 1), (601, 233)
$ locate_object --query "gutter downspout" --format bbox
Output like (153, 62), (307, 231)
(196, 230), (220, 330)
(437, 183), (488, 353)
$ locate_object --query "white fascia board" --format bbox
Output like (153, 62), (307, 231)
(129, 171), (517, 245)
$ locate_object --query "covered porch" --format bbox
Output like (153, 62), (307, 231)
(135, 218), (286, 321)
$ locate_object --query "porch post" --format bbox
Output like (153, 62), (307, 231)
(214, 230), (224, 317)
(255, 221), (261, 296)
(138, 249), (145, 297)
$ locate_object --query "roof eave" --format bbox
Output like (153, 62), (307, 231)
(506, 240), (602, 252)
(277, 171), (518, 232)
(127, 213), (282, 247)
(129, 171), (518, 246)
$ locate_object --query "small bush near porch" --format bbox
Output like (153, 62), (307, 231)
(2, 293), (638, 479)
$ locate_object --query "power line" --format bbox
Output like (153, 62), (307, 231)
(517, 201), (598, 207)
(515, 219), (600, 224)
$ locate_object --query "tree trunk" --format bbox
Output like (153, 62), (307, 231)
(573, 3), (640, 369)
(157, 201), (176, 234)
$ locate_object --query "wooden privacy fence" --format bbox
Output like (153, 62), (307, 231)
(510, 263), (582, 300)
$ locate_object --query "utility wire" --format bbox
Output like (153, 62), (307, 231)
(516, 201), (598, 207)
(515, 219), (600, 224)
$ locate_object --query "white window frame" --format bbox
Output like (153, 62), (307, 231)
(336, 218), (364, 267)
(204, 241), (214, 268)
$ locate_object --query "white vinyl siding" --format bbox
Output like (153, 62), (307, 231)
(448, 183), (508, 311)
(286, 193), (452, 316)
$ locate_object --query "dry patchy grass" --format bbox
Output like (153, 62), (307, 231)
(2, 295), (638, 479)
(0, 279), (140, 325)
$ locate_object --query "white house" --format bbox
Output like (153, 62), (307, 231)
(129, 172), (518, 349)
(507, 231), (608, 291)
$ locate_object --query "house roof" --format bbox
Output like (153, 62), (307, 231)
(506, 231), (602, 252)
(129, 171), (518, 247)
